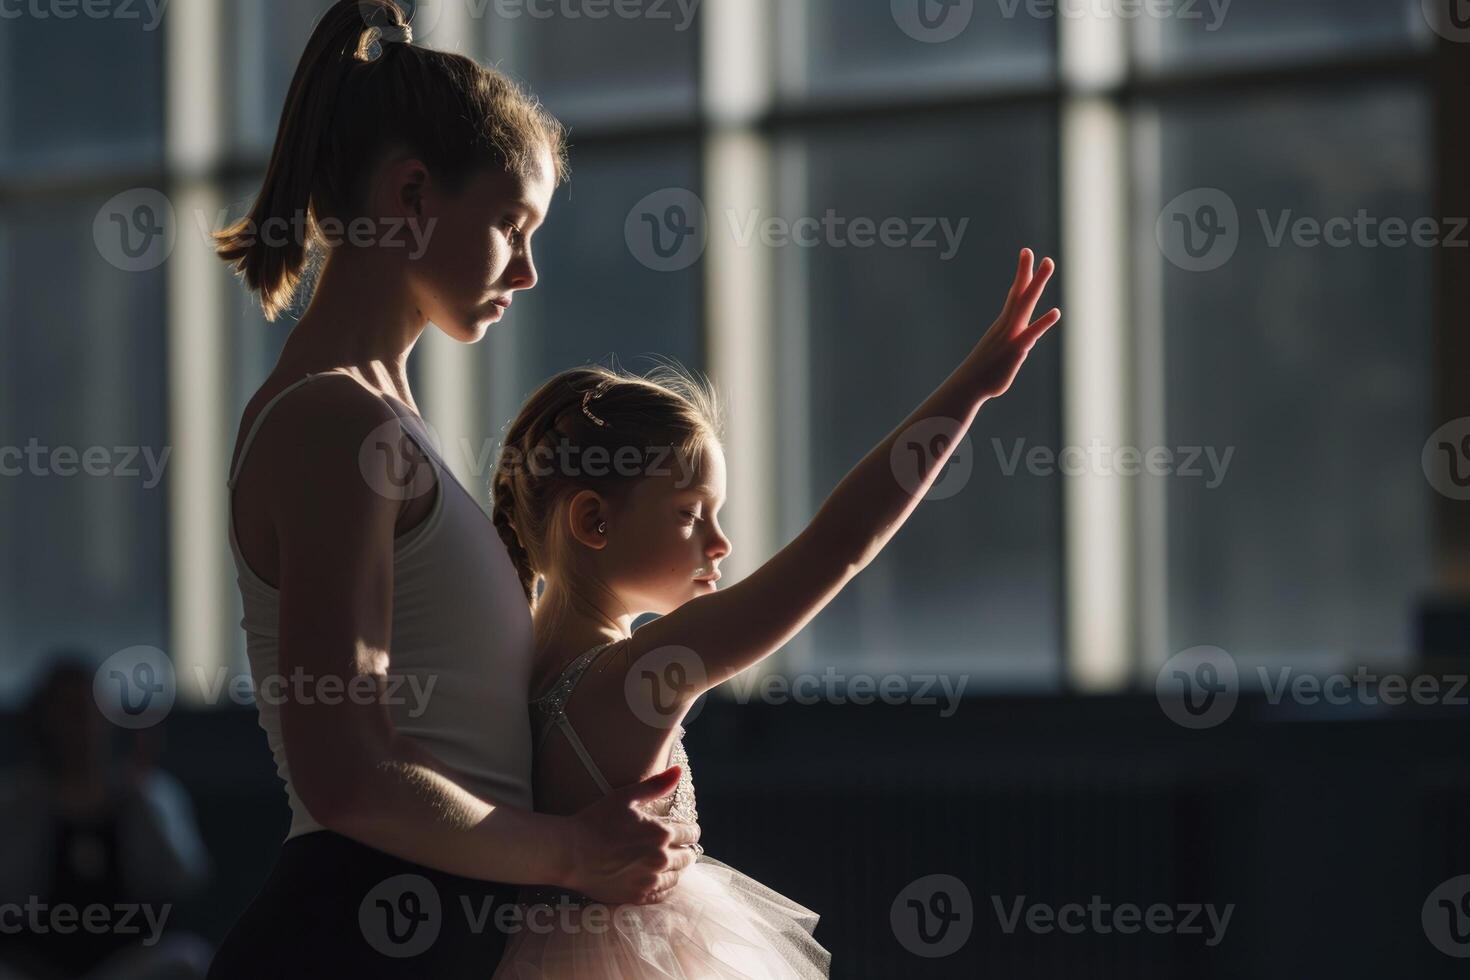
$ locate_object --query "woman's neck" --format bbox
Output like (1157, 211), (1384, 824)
(275, 250), (429, 406)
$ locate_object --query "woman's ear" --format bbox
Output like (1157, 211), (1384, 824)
(565, 489), (608, 551)
(376, 153), (429, 220)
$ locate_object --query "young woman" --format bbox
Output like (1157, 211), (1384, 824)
(486, 250), (1060, 975)
(207, 3), (703, 976)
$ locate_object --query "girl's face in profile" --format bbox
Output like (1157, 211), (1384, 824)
(412, 143), (557, 343)
(600, 443), (733, 617)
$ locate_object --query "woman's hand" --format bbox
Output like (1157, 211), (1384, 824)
(561, 766), (702, 905)
(962, 248), (1061, 400)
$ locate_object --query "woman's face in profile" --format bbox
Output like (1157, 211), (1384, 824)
(409, 143), (557, 343)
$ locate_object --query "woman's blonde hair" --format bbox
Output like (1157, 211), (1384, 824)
(213, 0), (569, 321)
(490, 360), (724, 612)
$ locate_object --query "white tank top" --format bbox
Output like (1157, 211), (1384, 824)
(225, 372), (535, 841)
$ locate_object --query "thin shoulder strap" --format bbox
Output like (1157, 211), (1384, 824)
(532, 642), (621, 796)
(553, 715), (614, 796)
(228, 372), (333, 489)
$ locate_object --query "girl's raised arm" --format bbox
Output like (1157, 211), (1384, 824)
(624, 249), (1060, 694)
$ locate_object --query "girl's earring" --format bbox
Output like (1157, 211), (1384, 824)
(597, 521), (607, 535)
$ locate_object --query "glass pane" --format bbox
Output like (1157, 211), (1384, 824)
(480, 139), (704, 474)
(228, 0), (336, 156)
(778, 109), (1063, 687)
(1148, 83), (1436, 671)
(1136, 0), (1430, 70)
(786, 0), (1054, 102)
(0, 194), (170, 704)
(0, 7), (164, 174)
(484, 4), (699, 126)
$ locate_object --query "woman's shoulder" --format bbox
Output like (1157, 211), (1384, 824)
(234, 371), (397, 470)
(247, 369), (396, 434)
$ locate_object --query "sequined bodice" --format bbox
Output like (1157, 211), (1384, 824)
(528, 641), (698, 826)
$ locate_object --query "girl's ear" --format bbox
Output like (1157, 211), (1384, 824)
(565, 489), (609, 551)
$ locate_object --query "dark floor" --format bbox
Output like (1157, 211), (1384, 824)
(7, 689), (1467, 979)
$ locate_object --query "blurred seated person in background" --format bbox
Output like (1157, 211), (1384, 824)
(0, 653), (213, 980)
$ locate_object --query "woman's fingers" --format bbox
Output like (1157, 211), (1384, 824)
(663, 845), (697, 873)
(662, 818), (700, 848)
(639, 869), (684, 904)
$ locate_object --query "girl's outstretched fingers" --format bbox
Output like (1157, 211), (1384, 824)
(1012, 247), (1034, 298)
(1017, 257), (1055, 327)
(1022, 307), (1062, 350)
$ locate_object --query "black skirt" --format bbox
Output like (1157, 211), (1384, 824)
(206, 830), (518, 979)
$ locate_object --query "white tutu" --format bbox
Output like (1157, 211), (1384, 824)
(492, 855), (831, 978)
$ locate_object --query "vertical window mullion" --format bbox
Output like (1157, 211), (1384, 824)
(166, 0), (231, 705)
(1059, 11), (1135, 690)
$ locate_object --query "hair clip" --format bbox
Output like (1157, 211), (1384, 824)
(355, 23), (413, 63)
(581, 383), (610, 428)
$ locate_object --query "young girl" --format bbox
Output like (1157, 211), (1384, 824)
(489, 250), (1060, 976)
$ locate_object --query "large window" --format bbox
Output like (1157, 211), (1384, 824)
(0, 0), (1453, 703)
(0, 13), (169, 706)
(775, 109), (1063, 683)
(1145, 84), (1436, 670)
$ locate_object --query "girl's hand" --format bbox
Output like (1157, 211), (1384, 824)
(962, 248), (1061, 400)
(562, 766), (702, 905)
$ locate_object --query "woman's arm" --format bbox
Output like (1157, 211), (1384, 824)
(625, 249), (1060, 692)
(261, 379), (696, 904)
